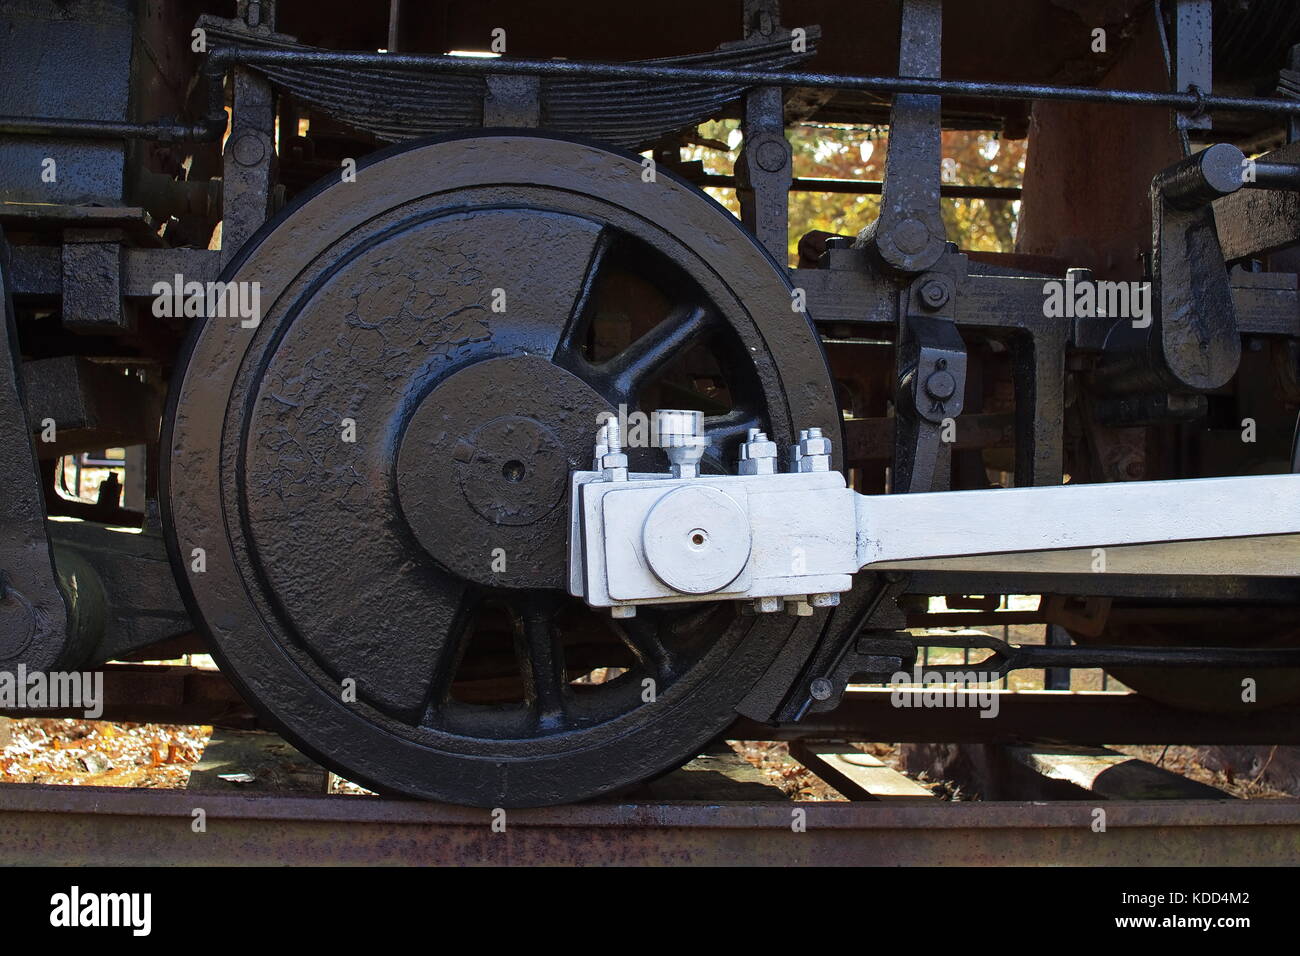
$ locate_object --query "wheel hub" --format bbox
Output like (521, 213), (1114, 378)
(396, 354), (611, 588)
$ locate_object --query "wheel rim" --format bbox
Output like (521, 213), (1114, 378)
(164, 132), (839, 806)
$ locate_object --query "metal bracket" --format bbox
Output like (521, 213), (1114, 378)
(893, 265), (968, 493)
(1097, 143), (1244, 394)
(484, 75), (542, 127)
(737, 85), (791, 263)
(855, 0), (946, 275)
(773, 572), (911, 721)
(221, 68), (276, 266)
(60, 230), (127, 332)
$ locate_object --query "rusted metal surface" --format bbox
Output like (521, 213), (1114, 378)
(0, 783), (1295, 865)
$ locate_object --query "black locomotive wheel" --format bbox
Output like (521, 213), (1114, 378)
(163, 132), (839, 807)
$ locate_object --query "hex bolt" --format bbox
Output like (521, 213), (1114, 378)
(597, 417), (628, 481)
(752, 595), (783, 614)
(810, 592), (841, 608)
(611, 605), (637, 619)
(593, 421), (610, 469)
(919, 278), (950, 310)
(738, 427), (778, 475)
(796, 426), (832, 472)
(809, 678), (834, 701)
(655, 409), (708, 478)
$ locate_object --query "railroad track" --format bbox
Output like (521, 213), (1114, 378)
(4, 670), (1300, 866)
(0, 782), (1296, 866)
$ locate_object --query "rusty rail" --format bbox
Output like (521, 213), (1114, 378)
(0, 783), (1297, 865)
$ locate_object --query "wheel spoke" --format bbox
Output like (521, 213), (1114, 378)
(610, 613), (675, 680)
(597, 302), (718, 406)
(513, 597), (568, 729)
(552, 228), (615, 372)
(420, 589), (482, 725)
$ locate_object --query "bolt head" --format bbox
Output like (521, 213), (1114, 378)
(787, 599), (814, 617)
(800, 435), (832, 457)
(809, 677), (834, 700)
(919, 279), (950, 309)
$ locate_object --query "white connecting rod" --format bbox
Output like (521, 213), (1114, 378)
(570, 412), (1300, 613)
(857, 474), (1300, 576)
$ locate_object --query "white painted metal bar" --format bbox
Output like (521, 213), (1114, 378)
(859, 474), (1300, 575)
